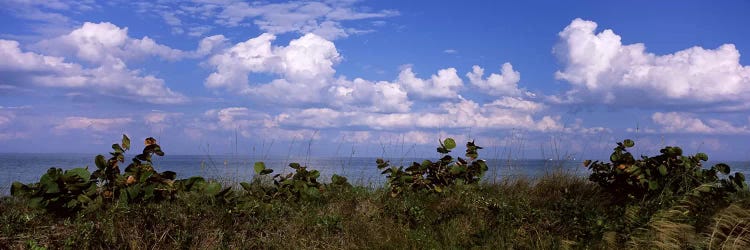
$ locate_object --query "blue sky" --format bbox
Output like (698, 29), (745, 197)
(1, 0), (749, 161)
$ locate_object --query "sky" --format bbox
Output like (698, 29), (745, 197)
(1, 0), (750, 161)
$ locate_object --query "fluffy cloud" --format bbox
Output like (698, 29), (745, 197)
(651, 112), (749, 134)
(328, 77), (412, 113)
(272, 97), (558, 132)
(398, 67), (463, 99)
(0, 39), (82, 76)
(205, 33), (341, 92)
(553, 18), (750, 110)
(35, 22), (184, 63)
(206, 33), (416, 112)
(195, 35), (229, 57)
(467, 63), (525, 97)
(0, 22), (189, 104)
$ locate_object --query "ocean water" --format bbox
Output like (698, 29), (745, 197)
(2, 153), (748, 195)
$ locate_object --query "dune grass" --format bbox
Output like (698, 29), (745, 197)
(2, 170), (748, 249)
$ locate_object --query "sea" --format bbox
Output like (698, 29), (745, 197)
(2, 153), (748, 195)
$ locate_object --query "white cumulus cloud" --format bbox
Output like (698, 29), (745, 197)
(35, 22), (185, 63)
(553, 18), (750, 110)
(0, 38), (188, 104)
(466, 63), (524, 96)
(205, 33), (341, 92)
(398, 67), (463, 99)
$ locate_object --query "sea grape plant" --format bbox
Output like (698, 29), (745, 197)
(378, 138), (489, 197)
(239, 162), (351, 201)
(10, 135), (230, 215)
(117, 137), (181, 203)
(89, 135), (180, 203)
(584, 139), (747, 203)
(11, 167), (99, 215)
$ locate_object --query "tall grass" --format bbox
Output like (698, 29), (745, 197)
(3, 170), (749, 249)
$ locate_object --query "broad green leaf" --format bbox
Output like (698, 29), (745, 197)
(95, 155), (107, 170)
(289, 163), (301, 169)
(696, 184), (713, 193)
(40, 174), (59, 194)
(450, 166), (466, 175)
(122, 134), (130, 151)
(65, 168), (91, 182)
(310, 170), (320, 179)
(695, 152), (708, 161)
(254, 162), (266, 174)
(610, 153), (620, 162)
(112, 144), (124, 153)
(623, 139), (635, 147)
(443, 138), (456, 150)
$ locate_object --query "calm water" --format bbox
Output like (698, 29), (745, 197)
(2, 153), (748, 195)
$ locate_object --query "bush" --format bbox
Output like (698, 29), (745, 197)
(585, 139), (746, 204)
(11, 135), (232, 215)
(377, 138), (488, 197)
(239, 161), (352, 201)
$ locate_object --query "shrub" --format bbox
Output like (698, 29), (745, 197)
(585, 139), (746, 203)
(11, 135), (233, 215)
(240, 162), (352, 201)
(377, 138), (488, 197)
(584, 139), (748, 241)
(10, 167), (97, 215)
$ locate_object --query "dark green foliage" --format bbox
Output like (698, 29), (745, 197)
(239, 162), (352, 201)
(11, 167), (99, 215)
(10, 135), (234, 215)
(273, 163), (323, 200)
(88, 135), (180, 203)
(329, 174), (351, 189)
(378, 138), (488, 196)
(585, 139), (746, 203)
(584, 139), (748, 243)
